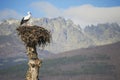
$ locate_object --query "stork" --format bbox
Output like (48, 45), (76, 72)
(20, 11), (31, 26)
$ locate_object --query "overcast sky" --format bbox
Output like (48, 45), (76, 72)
(0, 0), (120, 27)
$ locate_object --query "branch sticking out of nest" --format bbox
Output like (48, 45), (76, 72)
(16, 25), (51, 48)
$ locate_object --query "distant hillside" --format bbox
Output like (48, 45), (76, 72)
(0, 41), (120, 80)
(84, 23), (120, 45)
(0, 35), (25, 58)
(0, 17), (120, 58)
(40, 41), (120, 80)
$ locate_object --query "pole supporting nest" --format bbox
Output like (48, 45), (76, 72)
(16, 25), (51, 80)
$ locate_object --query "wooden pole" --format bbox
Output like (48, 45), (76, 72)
(26, 45), (42, 80)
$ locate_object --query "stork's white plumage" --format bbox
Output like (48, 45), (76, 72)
(20, 12), (31, 25)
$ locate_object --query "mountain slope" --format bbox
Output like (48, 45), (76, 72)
(84, 23), (120, 45)
(0, 41), (120, 80)
(0, 17), (120, 58)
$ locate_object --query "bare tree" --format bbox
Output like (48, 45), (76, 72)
(16, 25), (51, 80)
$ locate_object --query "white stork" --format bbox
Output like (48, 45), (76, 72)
(20, 11), (31, 26)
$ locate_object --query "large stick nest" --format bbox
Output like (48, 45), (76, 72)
(16, 25), (51, 47)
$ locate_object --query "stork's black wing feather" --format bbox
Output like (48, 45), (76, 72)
(20, 17), (24, 25)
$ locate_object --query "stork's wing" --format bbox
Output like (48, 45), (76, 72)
(20, 17), (24, 25)
(24, 15), (30, 20)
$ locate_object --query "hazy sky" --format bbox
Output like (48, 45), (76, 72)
(0, 0), (120, 27)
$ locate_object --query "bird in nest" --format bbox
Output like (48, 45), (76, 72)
(20, 11), (32, 26)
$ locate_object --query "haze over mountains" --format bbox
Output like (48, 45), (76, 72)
(0, 17), (120, 58)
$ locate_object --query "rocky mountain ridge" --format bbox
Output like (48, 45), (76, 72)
(0, 17), (120, 58)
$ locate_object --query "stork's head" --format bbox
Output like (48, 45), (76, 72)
(27, 11), (31, 15)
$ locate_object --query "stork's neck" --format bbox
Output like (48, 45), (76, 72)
(28, 13), (31, 18)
